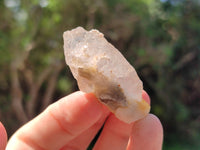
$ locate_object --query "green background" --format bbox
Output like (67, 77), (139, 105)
(0, 0), (200, 149)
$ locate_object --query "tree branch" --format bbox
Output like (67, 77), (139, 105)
(41, 62), (64, 110)
(26, 65), (52, 118)
(22, 68), (34, 88)
(10, 64), (28, 124)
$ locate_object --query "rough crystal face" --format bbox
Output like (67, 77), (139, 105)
(63, 27), (150, 123)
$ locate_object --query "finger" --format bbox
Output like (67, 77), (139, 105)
(93, 114), (133, 150)
(61, 106), (110, 150)
(6, 91), (106, 150)
(93, 90), (151, 150)
(127, 114), (163, 150)
(142, 90), (151, 105)
(0, 122), (7, 150)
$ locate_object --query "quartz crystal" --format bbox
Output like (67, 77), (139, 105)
(63, 27), (150, 123)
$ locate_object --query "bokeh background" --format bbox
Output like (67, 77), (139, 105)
(0, 0), (200, 149)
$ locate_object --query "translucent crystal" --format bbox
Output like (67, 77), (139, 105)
(63, 27), (150, 123)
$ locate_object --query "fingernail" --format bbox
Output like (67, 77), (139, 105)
(142, 90), (151, 105)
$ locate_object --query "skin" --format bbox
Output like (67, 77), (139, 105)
(1, 91), (163, 150)
(0, 122), (7, 150)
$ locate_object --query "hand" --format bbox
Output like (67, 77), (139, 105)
(0, 122), (7, 150)
(2, 91), (163, 150)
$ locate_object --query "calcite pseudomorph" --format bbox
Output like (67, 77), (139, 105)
(63, 27), (150, 123)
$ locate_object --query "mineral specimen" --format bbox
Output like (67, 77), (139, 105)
(63, 27), (150, 123)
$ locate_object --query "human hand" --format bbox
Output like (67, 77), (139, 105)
(2, 91), (163, 150)
(0, 122), (7, 150)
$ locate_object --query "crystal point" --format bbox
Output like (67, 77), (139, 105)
(63, 27), (150, 123)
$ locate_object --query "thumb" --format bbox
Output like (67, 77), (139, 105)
(0, 122), (7, 150)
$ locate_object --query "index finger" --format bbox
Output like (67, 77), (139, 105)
(6, 91), (106, 150)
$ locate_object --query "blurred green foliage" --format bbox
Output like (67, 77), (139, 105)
(0, 0), (200, 149)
